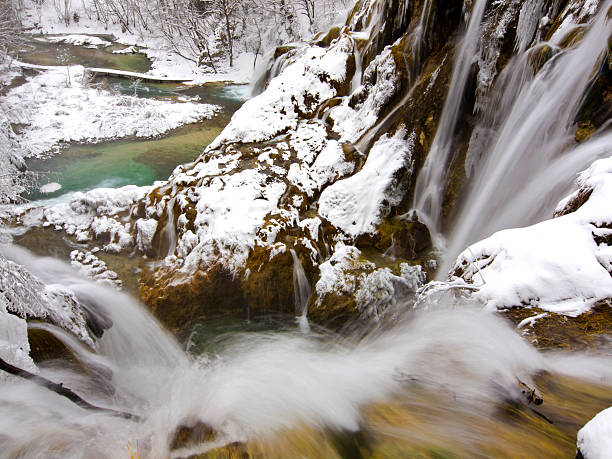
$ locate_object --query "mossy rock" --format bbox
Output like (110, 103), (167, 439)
(526, 44), (555, 76)
(27, 326), (76, 363)
(242, 246), (296, 315)
(274, 45), (296, 60)
(356, 215), (431, 260)
(139, 264), (245, 335)
(500, 301), (612, 350)
(575, 121), (596, 142)
(170, 421), (216, 452)
(317, 26), (342, 48)
(308, 291), (359, 330)
(195, 442), (251, 459)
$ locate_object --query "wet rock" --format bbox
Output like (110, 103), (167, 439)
(140, 264), (245, 334)
(27, 326), (75, 363)
(501, 301), (612, 350)
(170, 421), (216, 452)
(356, 215), (432, 260)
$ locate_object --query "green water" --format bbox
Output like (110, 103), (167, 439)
(16, 35), (152, 73)
(26, 115), (236, 200)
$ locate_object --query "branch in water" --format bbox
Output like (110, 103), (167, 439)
(0, 356), (141, 421)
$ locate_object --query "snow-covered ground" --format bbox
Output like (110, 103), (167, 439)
(1, 64), (220, 157)
(577, 406), (612, 459)
(22, 0), (257, 84)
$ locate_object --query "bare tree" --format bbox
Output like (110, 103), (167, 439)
(53, 0), (72, 26)
(0, 0), (23, 61)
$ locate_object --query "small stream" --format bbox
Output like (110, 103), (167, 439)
(16, 35), (152, 73)
(25, 83), (248, 201)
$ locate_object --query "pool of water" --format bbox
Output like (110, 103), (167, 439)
(24, 79), (248, 202)
(25, 113), (234, 201)
(16, 35), (152, 73)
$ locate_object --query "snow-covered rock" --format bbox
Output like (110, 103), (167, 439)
(313, 242), (425, 321)
(319, 127), (414, 237)
(70, 250), (122, 289)
(577, 407), (612, 459)
(454, 155), (612, 316)
(0, 252), (94, 349)
(42, 185), (150, 252)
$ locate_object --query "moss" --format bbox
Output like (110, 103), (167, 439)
(274, 45), (296, 60)
(242, 246), (295, 314)
(170, 422), (216, 452)
(308, 291), (359, 329)
(356, 216), (431, 261)
(196, 442), (251, 459)
(139, 264), (245, 335)
(527, 44), (555, 75)
(317, 26), (341, 48)
(575, 121), (596, 142)
(557, 26), (587, 49)
(499, 301), (612, 350)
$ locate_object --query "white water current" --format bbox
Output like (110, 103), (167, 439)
(1, 245), (611, 457)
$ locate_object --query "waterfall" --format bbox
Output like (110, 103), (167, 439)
(290, 249), (312, 333)
(438, 0), (612, 276)
(164, 198), (177, 257)
(250, 46), (301, 96)
(412, 0), (487, 236)
(350, 36), (363, 93)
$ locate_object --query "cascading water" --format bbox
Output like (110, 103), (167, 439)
(2, 245), (612, 457)
(412, 0), (487, 237)
(5, 0), (612, 456)
(163, 198), (177, 257)
(436, 0), (612, 276)
(290, 249), (312, 333)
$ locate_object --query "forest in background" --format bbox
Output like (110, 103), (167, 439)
(3, 0), (350, 69)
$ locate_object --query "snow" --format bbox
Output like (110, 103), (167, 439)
(45, 34), (112, 47)
(453, 154), (612, 316)
(211, 37), (352, 146)
(577, 407), (612, 459)
(287, 138), (354, 196)
(22, 0), (259, 85)
(0, 300), (36, 373)
(2, 65), (219, 157)
(315, 242), (426, 320)
(319, 127), (414, 237)
(70, 250), (122, 289)
(40, 182), (62, 193)
(0, 248), (94, 349)
(329, 46), (400, 142)
(41, 185), (150, 252)
(135, 218), (158, 254)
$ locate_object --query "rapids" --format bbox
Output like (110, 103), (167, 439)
(0, 246), (611, 457)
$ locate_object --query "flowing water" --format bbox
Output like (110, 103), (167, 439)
(5, 3), (612, 458)
(412, 0), (487, 237)
(1, 245), (611, 458)
(410, 0), (612, 276)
